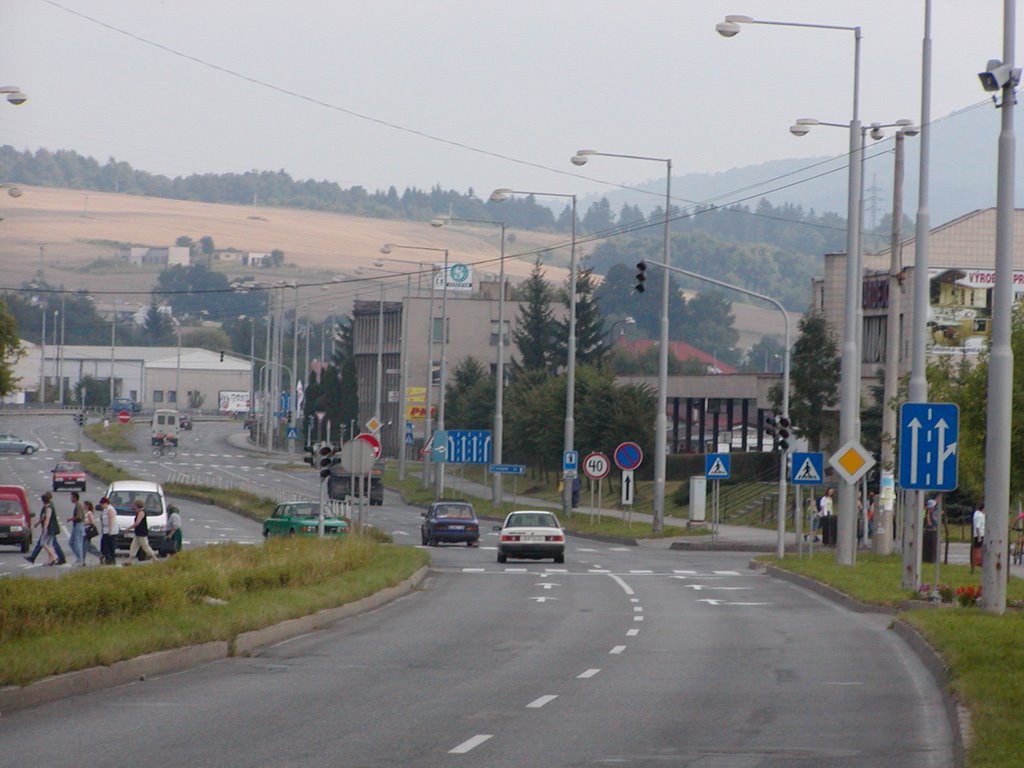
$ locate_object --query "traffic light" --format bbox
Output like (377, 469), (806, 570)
(318, 445), (339, 479)
(304, 443), (314, 466)
(219, 350), (225, 362)
(777, 416), (791, 451)
(74, 412), (84, 426)
(635, 261), (647, 293)
(764, 414), (778, 449)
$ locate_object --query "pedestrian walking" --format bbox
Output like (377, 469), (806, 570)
(82, 500), (103, 563)
(67, 490), (86, 565)
(25, 491), (66, 565)
(817, 488), (835, 544)
(972, 502), (985, 568)
(39, 493), (60, 566)
(124, 498), (156, 562)
(98, 496), (118, 565)
(166, 505), (183, 555)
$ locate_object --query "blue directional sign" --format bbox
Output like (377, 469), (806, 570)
(790, 452), (825, 485)
(430, 430), (447, 462)
(405, 421), (414, 445)
(563, 451), (579, 473)
(899, 403), (959, 491)
(705, 453), (731, 480)
(446, 429), (493, 464)
(489, 464), (526, 475)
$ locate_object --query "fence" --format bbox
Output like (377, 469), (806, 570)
(165, 470), (352, 520)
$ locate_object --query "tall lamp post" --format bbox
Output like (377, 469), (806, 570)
(718, 12), (862, 566)
(571, 149), (672, 532)
(382, 243), (450, 498)
(490, 188), (578, 519)
(431, 215), (508, 507)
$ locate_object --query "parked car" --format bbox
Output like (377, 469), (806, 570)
(52, 461), (87, 492)
(106, 480), (171, 556)
(111, 396), (141, 414)
(262, 501), (349, 538)
(421, 501), (479, 546)
(0, 485), (32, 552)
(179, 413), (193, 430)
(494, 510), (565, 564)
(0, 432), (38, 454)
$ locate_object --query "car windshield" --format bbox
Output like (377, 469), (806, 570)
(435, 505), (474, 520)
(278, 504), (339, 519)
(109, 491), (162, 516)
(0, 499), (22, 515)
(55, 463), (79, 472)
(506, 513), (559, 529)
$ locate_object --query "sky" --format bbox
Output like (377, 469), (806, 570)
(0, 1), (1019, 206)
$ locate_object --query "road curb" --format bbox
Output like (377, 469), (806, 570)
(759, 562), (966, 767)
(0, 566), (429, 716)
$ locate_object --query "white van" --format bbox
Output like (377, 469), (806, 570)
(105, 480), (170, 556)
(151, 409), (180, 446)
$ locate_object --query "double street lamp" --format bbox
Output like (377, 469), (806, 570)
(431, 215), (508, 507)
(718, 12), (863, 566)
(571, 149), (672, 533)
(490, 188), (577, 519)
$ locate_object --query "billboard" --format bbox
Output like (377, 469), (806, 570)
(219, 390), (251, 414)
(432, 262), (473, 292)
(924, 268), (1016, 355)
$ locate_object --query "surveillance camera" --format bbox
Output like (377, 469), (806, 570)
(978, 59), (1019, 92)
(5, 91), (27, 106)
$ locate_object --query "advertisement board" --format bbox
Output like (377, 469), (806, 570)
(219, 390), (251, 414)
(924, 267), (1019, 354)
(432, 262), (473, 292)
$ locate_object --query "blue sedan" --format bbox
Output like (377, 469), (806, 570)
(421, 502), (479, 546)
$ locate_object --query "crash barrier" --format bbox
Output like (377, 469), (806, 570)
(165, 470), (352, 520)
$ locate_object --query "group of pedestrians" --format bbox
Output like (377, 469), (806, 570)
(25, 491), (121, 567)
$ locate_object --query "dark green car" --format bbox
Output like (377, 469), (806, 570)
(262, 502), (349, 538)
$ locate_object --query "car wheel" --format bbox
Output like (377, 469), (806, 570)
(23, 446), (35, 455)
(554, 553), (565, 564)
(21, 537), (30, 553)
(466, 540), (474, 547)
(82, 484), (87, 492)
(420, 531), (428, 546)
(262, 528), (270, 538)
(497, 552), (507, 563)
(52, 485), (58, 492)
(287, 528), (296, 537)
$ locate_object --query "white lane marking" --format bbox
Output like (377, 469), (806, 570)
(578, 669), (601, 679)
(576, 547), (598, 552)
(682, 585), (749, 591)
(449, 735), (492, 754)
(526, 695), (558, 708)
(529, 596), (557, 603)
(462, 568), (486, 573)
(626, 629), (639, 637)
(505, 567), (528, 573)
(610, 645), (627, 655)
(714, 570), (741, 576)
(537, 582), (558, 590)
(545, 568), (568, 573)
(588, 568), (610, 574)
(673, 569), (698, 575)
(633, 615), (644, 622)
(391, 530), (410, 537)
(629, 569), (653, 574)
(630, 597), (639, 602)
(607, 573), (634, 595)
(633, 606), (643, 612)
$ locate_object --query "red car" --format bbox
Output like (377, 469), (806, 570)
(52, 461), (87, 492)
(0, 485), (32, 552)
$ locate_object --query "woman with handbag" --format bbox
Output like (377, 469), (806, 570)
(82, 500), (103, 564)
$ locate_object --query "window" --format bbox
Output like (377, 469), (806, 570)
(431, 317), (449, 343)
(490, 319), (510, 346)
(862, 316), (887, 364)
(168, 390), (177, 404)
(153, 390), (164, 403)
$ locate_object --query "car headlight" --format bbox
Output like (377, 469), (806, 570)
(149, 524), (165, 533)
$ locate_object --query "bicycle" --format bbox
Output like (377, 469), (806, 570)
(152, 438), (177, 459)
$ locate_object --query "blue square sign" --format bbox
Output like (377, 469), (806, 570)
(899, 403), (959, 491)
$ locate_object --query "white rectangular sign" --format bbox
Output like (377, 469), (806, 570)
(218, 390), (251, 414)
(621, 469), (635, 506)
(433, 262), (473, 292)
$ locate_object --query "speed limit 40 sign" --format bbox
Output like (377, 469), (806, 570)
(583, 452), (611, 480)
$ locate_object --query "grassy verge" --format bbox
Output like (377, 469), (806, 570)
(82, 422), (137, 452)
(765, 552), (1024, 767)
(384, 464), (694, 540)
(0, 538), (427, 687)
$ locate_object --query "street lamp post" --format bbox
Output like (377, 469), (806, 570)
(571, 149), (672, 532)
(644, 260), (791, 558)
(382, 243), (451, 498)
(431, 215), (508, 507)
(491, 188), (578, 519)
(0, 86), (27, 106)
(719, 12), (862, 566)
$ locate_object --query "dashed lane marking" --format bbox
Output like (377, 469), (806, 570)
(526, 695), (558, 708)
(578, 669), (601, 679)
(449, 735), (492, 754)
(610, 645), (627, 655)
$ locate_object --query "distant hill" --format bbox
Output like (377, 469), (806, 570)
(587, 102), (1010, 232)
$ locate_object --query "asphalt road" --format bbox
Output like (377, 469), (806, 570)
(0, 414), (955, 765)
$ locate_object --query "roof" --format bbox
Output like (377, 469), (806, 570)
(613, 338), (738, 374)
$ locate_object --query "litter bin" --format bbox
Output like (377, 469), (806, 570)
(822, 515), (838, 546)
(922, 527), (937, 563)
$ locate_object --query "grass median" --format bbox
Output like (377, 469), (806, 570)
(0, 537), (428, 688)
(765, 551), (1024, 767)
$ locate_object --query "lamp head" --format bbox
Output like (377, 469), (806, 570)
(789, 124), (810, 137)
(869, 124), (885, 141)
(570, 150), (595, 166)
(900, 124), (920, 137)
(716, 16), (750, 37)
(2, 88), (27, 106)
(489, 188), (512, 203)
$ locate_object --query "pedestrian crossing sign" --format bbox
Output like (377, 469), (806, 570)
(705, 453), (731, 480)
(790, 452), (825, 485)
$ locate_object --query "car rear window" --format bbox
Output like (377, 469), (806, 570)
(435, 505), (475, 519)
(507, 513), (558, 528)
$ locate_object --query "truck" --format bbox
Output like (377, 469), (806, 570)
(327, 462), (384, 506)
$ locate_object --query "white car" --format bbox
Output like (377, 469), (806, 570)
(105, 480), (170, 556)
(495, 510), (565, 564)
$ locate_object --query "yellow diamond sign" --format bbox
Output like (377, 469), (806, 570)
(828, 440), (876, 484)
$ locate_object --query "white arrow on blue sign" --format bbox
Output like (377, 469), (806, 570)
(446, 429), (493, 464)
(899, 402), (959, 491)
(489, 464), (526, 475)
(705, 453), (731, 479)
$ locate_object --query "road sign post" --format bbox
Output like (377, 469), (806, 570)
(583, 453), (611, 524)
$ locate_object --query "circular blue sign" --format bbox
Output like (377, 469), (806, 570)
(613, 441), (643, 471)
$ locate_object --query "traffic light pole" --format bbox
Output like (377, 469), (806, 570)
(639, 261), (791, 558)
